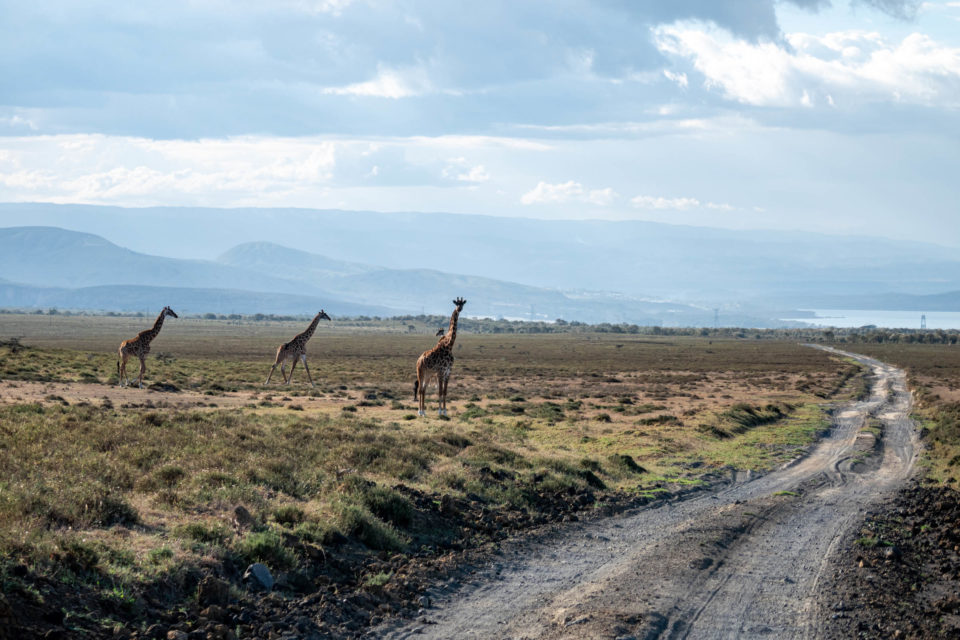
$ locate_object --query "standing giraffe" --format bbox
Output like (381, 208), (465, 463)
(117, 306), (178, 388)
(264, 310), (331, 387)
(414, 297), (466, 416)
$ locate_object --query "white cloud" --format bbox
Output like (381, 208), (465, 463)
(586, 188), (618, 205)
(631, 195), (701, 210)
(290, 0), (355, 15)
(521, 181), (618, 206)
(0, 115), (38, 131)
(663, 69), (689, 88)
(0, 135), (340, 205)
(706, 201), (734, 211)
(654, 22), (960, 107)
(442, 157), (490, 183)
(521, 181), (584, 204)
(323, 64), (433, 99)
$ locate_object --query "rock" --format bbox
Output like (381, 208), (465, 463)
(166, 631), (188, 640)
(200, 605), (227, 622)
(233, 505), (256, 530)
(883, 545), (901, 560)
(197, 576), (231, 606)
(440, 494), (458, 516)
(243, 563), (274, 591)
(417, 595), (431, 608)
(145, 624), (165, 640)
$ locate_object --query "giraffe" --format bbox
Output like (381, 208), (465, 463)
(414, 297), (466, 416)
(117, 306), (178, 388)
(264, 310), (331, 387)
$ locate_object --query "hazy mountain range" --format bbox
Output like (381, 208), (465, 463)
(1, 202), (960, 326)
(0, 226), (721, 323)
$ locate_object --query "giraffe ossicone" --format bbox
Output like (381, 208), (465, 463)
(265, 310), (331, 387)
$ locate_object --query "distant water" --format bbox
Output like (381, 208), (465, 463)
(784, 309), (960, 330)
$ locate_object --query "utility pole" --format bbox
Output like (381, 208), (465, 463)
(921, 314), (927, 329)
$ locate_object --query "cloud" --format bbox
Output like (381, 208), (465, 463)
(654, 22), (960, 107)
(861, 0), (920, 19)
(520, 181), (618, 206)
(442, 158), (490, 183)
(631, 194), (701, 210)
(322, 64), (434, 98)
(663, 69), (689, 88)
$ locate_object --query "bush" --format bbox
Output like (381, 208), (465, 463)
(608, 453), (647, 475)
(273, 504), (306, 527)
(235, 530), (296, 569)
(336, 504), (406, 551)
(341, 477), (414, 528)
(175, 521), (231, 545)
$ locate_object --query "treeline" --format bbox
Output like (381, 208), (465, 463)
(2, 308), (958, 343)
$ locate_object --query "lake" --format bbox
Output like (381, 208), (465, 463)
(784, 309), (960, 330)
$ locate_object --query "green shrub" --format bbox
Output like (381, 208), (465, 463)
(336, 504), (406, 551)
(608, 453), (647, 475)
(157, 465), (186, 487)
(147, 547), (175, 564)
(235, 530), (296, 569)
(273, 504), (306, 527)
(174, 521), (231, 545)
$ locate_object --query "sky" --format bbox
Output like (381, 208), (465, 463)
(1, 0), (958, 247)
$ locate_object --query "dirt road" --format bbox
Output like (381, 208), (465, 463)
(375, 348), (919, 639)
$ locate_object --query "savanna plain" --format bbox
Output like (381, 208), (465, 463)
(1, 314), (958, 639)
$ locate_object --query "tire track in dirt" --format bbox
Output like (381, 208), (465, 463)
(373, 348), (919, 639)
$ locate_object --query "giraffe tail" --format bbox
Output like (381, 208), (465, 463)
(413, 379), (419, 402)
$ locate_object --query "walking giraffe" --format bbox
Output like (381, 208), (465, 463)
(264, 310), (331, 387)
(117, 306), (178, 388)
(414, 297), (466, 416)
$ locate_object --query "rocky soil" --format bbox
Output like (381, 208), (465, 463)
(817, 482), (960, 639)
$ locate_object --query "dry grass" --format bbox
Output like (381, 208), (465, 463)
(0, 313), (869, 632)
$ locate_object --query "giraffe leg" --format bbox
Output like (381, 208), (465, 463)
(439, 375), (449, 416)
(417, 370), (427, 416)
(137, 357), (146, 389)
(265, 350), (283, 385)
(118, 351), (128, 387)
(286, 358), (297, 385)
(300, 354), (315, 388)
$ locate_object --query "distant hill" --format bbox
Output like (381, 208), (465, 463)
(0, 283), (393, 316)
(4, 203), (960, 305)
(0, 227), (324, 296)
(218, 242), (375, 280)
(0, 225), (775, 324)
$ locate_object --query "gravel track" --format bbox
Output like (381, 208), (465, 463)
(374, 348), (919, 640)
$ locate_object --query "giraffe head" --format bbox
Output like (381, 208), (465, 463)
(453, 297), (467, 311)
(318, 309), (332, 321)
(163, 306), (179, 318)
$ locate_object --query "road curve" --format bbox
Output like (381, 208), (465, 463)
(373, 348), (919, 640)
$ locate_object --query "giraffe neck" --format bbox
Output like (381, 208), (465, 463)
(145, 310), (167, 343)
(442, 308), (461, 348)
(298, 313), (323, 342)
